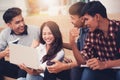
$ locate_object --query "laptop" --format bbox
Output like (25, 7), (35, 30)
(9, 44), (40, 69)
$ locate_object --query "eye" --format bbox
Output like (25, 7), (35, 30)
(15, 21), (20, 24)
(48, 32), (52, 35)
(43, 32), (46, 35)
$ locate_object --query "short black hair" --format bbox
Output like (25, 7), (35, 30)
(69, 2), (86, 17)
(81, 1), (107, 18)
(3, 7), (22, 23)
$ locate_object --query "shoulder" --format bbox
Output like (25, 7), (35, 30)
(110, 20), (120, 30)
(57, 49), (65, 55)
(36, 43), (45, 50)
(112, 20), (120, 25)
(55, 49), (65, 61)
(0, 28), (11, 36)
(26, 25), (40, 35)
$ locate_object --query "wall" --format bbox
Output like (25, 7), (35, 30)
(0, 0), (27, 27)
(100, 0), (120, 14)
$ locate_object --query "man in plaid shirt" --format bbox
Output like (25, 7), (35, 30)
(70, 1), (120, 80)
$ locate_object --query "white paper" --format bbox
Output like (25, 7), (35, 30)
(9, 44), (39, 69)
(81, 65), (120, 69)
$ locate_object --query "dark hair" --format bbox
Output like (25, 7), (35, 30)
(81, 1), (107, 18)
(40, 21), (63, 63)
(69, 2), (86, 17)
(3, 7), (22, 23)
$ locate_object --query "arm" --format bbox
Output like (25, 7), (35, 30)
(86, 58), (120, 70)
(40, 49), (65, 71)
(0, 47), (9, 59)
(19, 64), (43, 75)
(63, 43), (72, 50)
(47, 60), (78, 73)
(53, 49), (64, 61)
(31, 39), (40, 48)
(69, 28), (86, 65)
(106, 59), (120, 68)
(0, 29), (8, 59)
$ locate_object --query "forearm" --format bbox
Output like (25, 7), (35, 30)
(0, 51), (6, 59)
(106, 59), (120, 68)
(71, 42), (85, 65)
(61, 62), (77, 70)
(63, 43), (72, 50)
(24, 68), (40, 75)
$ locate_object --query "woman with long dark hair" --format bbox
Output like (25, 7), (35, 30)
(19, 21), (64, 80)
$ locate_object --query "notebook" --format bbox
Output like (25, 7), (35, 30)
(9, 44), (39, 69)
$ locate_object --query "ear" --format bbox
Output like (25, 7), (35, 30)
(6, 23), (11, 28)
(95, 14), (100, 21)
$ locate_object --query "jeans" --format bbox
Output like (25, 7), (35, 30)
(70, 66), (84, 80)
(0, 74), (4, 80)
(81, 67), (117, 80)
(26, 74), (43, 80)
(44, 69), (71, 80)
(18, 69), (27, 78)
(116, 69), (120, 80)
(17, 77), (26, 80)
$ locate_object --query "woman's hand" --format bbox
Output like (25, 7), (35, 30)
(19, 63), (43, 75)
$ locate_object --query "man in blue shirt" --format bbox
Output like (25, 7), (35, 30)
(46, 2), (89, 80)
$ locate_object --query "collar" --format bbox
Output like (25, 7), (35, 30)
(81, 27), (89, 33)
(10, 25), (28, 35)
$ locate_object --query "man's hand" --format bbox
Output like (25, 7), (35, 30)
(69, 27), (79, 44)
(87, 58), (107, 70)
(1, 47), (9, 58)
(47, 60), (68, 73)
(31, 39), (40, 48)
(63, 57), (73, 63)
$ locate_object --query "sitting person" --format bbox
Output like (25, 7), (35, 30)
(19, 21), (66, 80)
(70, 1), (120, 80)
(46, 2), (88, 80)
(0, 7), (40, 80)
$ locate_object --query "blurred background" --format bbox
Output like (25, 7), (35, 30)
(0, 0), (120, 27)
(1, 1), (120, 80)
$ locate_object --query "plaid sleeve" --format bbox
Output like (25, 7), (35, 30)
(80, 32), (95, 60)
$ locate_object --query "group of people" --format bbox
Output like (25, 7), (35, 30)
(0, 1), (120, 80)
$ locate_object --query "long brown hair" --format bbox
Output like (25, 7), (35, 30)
(40, 21), (63, 63)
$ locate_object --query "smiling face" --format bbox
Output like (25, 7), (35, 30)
(84, 14), (99, 32)
(7, 14), (25, 34)
(42, 26), (55, 46)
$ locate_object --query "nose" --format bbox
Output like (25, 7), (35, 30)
(70, 19), (73, 24)
(19, 22), (24, 26)
(84, 21), (88, 27)
(45, 34), (49, 39)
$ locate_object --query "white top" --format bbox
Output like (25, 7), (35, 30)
(36, 43), (64, 76)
